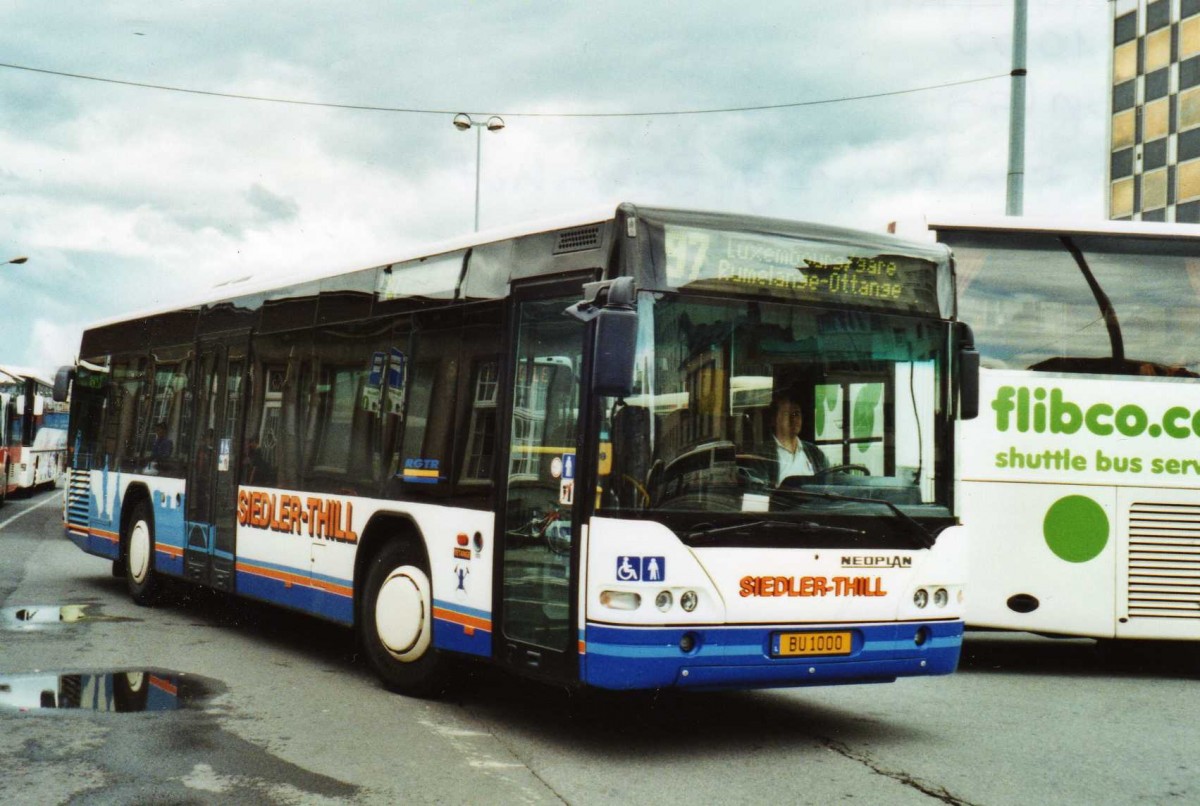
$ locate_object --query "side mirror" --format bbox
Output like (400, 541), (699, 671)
(53, 366), (73, 403)
(958, 323), (980, 420)
(565, 277), (638, 398)
(593, 304), (638, 397)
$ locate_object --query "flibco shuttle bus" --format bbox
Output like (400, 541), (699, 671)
(56, 204), (978, 694)
(932, 216), (1200, 644)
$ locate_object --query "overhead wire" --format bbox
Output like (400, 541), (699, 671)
(0, 61), (1008, 119)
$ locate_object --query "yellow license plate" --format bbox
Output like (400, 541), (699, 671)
(774, 631), (853, 657)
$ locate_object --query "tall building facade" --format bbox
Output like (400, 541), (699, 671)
(1109, 0), (1200, 221)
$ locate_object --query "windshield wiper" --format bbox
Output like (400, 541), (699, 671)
(687, 519), (864, 543)
(767, 487), (936, 549)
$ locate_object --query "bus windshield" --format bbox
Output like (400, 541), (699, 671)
(601, 292), (948, 520)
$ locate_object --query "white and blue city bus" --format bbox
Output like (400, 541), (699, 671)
(56, 204), (977, 694)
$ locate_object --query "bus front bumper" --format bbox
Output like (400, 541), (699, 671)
(580, 619), (963, 691)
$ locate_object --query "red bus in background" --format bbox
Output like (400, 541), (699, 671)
(1, 367), (69, 503)
(0, 367), (12, 505)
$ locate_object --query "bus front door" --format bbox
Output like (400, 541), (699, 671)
(184, 340), (247, 592)
(497, 286), (587, 681)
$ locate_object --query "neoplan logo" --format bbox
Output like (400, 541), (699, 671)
(992, 385), (1200, 440)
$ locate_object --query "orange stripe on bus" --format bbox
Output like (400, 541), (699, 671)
(236, 562), (352, 598)
(156, 544), (184, 558)
(236, 562), (308, 588)
(309, 576), (353, 598)
(150, 676), (178, 696)
(432, 607), (492, 632)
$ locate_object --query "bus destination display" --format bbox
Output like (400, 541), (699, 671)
(662, 225), (939, 313)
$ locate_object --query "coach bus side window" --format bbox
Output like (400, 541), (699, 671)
(1088, 246), (1200, 376)
(953, 235), (1109, 370)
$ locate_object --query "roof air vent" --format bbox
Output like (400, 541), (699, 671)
(553, 225), (601, 254)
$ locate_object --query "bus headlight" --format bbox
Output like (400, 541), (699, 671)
(933, 588), (949, 608)
(599, 590), (641, 611)
(655, 590), (673, 612)
(913, 588), (929, 609)
(680, 590), (698, 612)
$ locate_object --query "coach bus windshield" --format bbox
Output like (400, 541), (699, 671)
(600, 293), (950, 521)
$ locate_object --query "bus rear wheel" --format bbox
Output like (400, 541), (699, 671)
(360, 541), (446, 697)
(125, 500), (161, 606)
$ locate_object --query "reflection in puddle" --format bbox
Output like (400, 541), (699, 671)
(0, 604), (138, 630)
(0, 670), (202, 712)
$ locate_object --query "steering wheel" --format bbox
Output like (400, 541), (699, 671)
(735, 454), (773, 490)
(816, 463), (871, 477)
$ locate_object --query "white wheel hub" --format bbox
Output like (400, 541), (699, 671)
(375, 565), (432, 662)
(129, 520), (152, 583)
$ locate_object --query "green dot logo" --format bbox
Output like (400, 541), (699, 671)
(1043, 495), (1109, 563)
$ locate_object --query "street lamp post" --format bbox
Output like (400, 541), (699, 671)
(452, 113), (505, 232)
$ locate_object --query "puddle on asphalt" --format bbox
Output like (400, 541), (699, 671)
(0, 670), (210, 713)
(0, 604), (139, 630)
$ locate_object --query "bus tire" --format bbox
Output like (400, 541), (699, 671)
(125, 500), (160, 606)
(360, 541), (446, 697)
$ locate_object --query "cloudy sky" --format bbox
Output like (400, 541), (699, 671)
(1, 1), (1109, 376)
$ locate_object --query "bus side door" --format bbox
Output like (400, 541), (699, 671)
(496, 279), (589, 681)
(184, 339), (248, 591)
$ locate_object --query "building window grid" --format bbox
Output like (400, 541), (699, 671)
(1107, 2), (1200, 220)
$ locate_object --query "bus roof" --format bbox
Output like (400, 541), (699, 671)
(84, 203), (624, 333)
(925, 214), (1200, 241)
(82, 203), (950, 341)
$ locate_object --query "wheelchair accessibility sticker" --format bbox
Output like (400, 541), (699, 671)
(616, 556), (666, 582)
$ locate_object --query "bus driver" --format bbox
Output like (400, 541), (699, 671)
(763, 389), (827, 484)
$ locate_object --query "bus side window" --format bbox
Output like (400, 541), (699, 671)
(454, 316), (504, 507)
(389, 327), (462, 501)
(247, 330), (311, 491)
(142, 348), (191, 477)
(101, 355), (149, 472)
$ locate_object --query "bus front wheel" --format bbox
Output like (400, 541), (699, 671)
(125, 500), (160, 606)
(360, 541), (446, 697)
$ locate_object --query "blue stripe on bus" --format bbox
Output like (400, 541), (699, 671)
(234, 560), (355, 626)
(432, 599), (492, 658)
(432, 599), (491, 621)
(580, 620), (963, 691)
(154, 547), (185, 578)
(68, 530), (120, 560)
(236, 566), (316, 615)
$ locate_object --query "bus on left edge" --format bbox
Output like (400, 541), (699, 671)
(0, 367), (69, 501)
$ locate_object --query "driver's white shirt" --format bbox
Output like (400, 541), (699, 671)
(775, 436), (815, 481)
